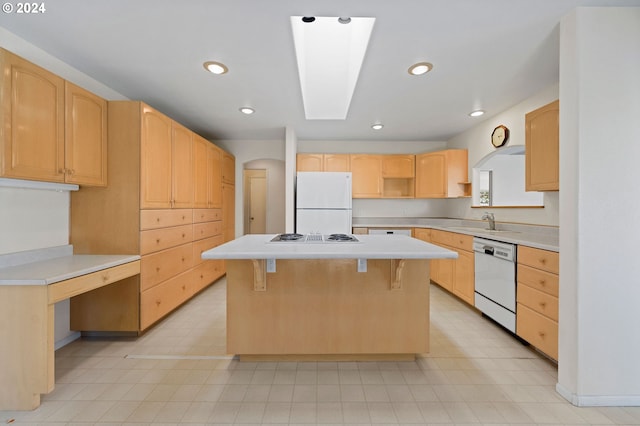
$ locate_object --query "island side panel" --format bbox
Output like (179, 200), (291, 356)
(226, 259), (429, 356)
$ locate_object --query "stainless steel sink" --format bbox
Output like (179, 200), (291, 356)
(447, 226), (520, 234)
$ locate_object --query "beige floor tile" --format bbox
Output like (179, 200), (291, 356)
(7, 280), (639, 425)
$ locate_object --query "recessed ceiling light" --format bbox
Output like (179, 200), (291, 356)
(203, 61), (228, 75)
(408, 62), (433, 76)
(239, 107), (255, 115)
(338, 17), (351, 24)
(469, 110), (485, 117)
(371, 123), (384, 130)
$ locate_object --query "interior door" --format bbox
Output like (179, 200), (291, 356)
(244, 169), (266, 234)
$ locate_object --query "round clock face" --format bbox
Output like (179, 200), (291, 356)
(491, 125), (509, 148)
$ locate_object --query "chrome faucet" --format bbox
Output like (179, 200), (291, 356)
(482, 212), (496, 230)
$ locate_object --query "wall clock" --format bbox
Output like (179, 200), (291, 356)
(491, 125), (510, 148)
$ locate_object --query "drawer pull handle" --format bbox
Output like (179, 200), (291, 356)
(539, 280), (546, 286)
(156, 238), (160, 244)
(540, 259), (546, 264)
(539, 331), (546, 338)
(156, 218), (160, 223)
(182, 285), (186, 290)
(182, 233), (186, 238)
(181, 257), (185, 262)
(156, 300), (161, 306)
(156, 267), (160, 272)
(539, 302), (546, 308)
(102, 274), (109, 281)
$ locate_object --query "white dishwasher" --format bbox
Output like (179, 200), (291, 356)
(473, 237), (517, 332)
(367, 229), (412, 236)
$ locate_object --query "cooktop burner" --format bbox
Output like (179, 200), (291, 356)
(326, 233), (358, 242)
(270, 233), (304, 242)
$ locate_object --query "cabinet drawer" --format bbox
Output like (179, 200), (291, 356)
(140, 209), (192, 230)
(140, 243), (193, 291)
(193, 235), (224, 266)
(413, 228), (432, 242)
(193, 221), (223, 241)
(516, 303), (558, 360)
(517, 264), (558, 296)
(431, 229), (454, 246)
(518, 245), (559, 274)
(448, 232), (473, 252)
(193, 208), (222, 223)
(517, 283), (558, 321)
(192, 261), (224, 294)
(140, 270), (192, 330)
(140, 224), (193, 255)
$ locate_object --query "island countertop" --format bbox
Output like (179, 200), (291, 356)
(201, 234), (458, 260)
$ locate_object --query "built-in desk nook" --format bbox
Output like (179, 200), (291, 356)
(0, 245), (140, 410)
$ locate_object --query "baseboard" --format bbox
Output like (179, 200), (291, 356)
(54, 331), (81, 350)
(556, 383), (640, 406)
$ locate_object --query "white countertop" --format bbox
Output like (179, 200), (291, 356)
(201, 234), (458, 260)
(353, 217), (559, 252)
(0, 254), (141, 286)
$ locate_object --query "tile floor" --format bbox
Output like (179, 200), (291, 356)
(2, 279), (640, 425)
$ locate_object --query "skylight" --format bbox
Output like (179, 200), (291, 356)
(290, 16), (376, 120)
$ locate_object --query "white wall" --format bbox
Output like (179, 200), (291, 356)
(216, 138), (287, 236)
(446, 85), (560, 226)
(557, 7), (640, 406)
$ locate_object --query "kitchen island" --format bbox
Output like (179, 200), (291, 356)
(201, 234), (457, 361)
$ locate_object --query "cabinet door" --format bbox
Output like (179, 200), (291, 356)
(208, 144), (222, 208)
(64, 82), (107, 186)
(222, 151), (235, 184)
(297, 154), (324, 171)
(350, 154), (382, 198)
(415, 152), (446, 198)
(382, 155), (415, 178)
(452, 249), (475, 305)
(140, 105), (173, 208)
(324, 154), (350, 172)
(171, 122), (193, 208)
(222, 183), (235, 242)
(0, 49), (65, 182)
(431, 257), (454, 292)
(192, 135), (209, 208)
(526, 100), (559, 191)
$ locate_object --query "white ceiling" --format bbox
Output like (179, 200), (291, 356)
(1, 0), (638, 142)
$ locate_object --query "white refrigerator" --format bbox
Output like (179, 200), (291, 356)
(296, 172), (352, 234)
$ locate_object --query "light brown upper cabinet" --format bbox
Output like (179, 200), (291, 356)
(208, 144), (223, 208)
(381, 154), (415, 198)
(140, 105), (173, 208)
(222, 151), (235, 184)
(526, 100), (559, 191)
(297, 154), (323, 171)
(381, 155), (415, 178)
(415, 149), (469, 198)
(65, 82), (108, 186)
(350, 154), (382, 198)
(140, 105), (194, 209)
(192, 135), (209, 208)
(323, 154), (350, 172)
(170, 122), (193, 208)
(296, 153), (350, 172)
(1, 49), (107, 186)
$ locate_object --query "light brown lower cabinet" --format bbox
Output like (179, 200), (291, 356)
(413, 228), (474, 305)
(516, 245), (559, 360)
